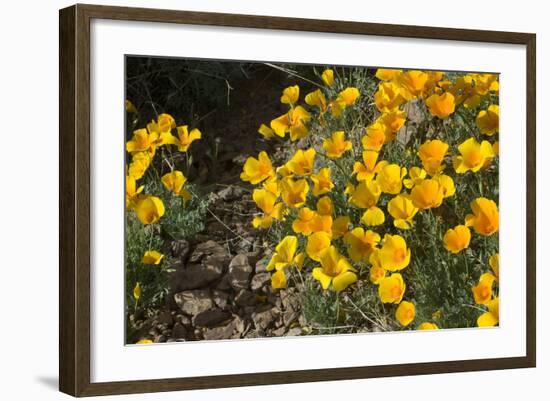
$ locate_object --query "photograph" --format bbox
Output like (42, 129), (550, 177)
(124, 58), (500, 344)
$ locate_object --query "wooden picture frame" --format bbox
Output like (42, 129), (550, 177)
(59, 3), (536, 397)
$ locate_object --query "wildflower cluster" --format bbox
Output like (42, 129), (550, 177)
(125, 110), (202, 311)
(242, 68), (500, 330)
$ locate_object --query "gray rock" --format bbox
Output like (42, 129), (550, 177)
(171, 239), (190, 261)
(234, 289), (257, 307)
(217, 185), (245, 201)
(255, 256), (270, 273)
(189, 240), (229, 264)
(228, 254), (252, 289)
(203, 318), (236, 341)
(286, 327), (302, 337)
(283, 309), (298, 327)
(252, 306), (280, 330)
(216, 274), (232, 291)
(212, 290), (229, 309)
(193, 308), (232, 328)
(172, 322), (187, 339)
(174, 290), (214, 316)
(250, 272), (271, 291)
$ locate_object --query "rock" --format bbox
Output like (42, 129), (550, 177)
(286, 327), (302, 337)
(217, 185), (245, 201)
(283, 309), (298, 327)
(157, 310), (173, 326)
(245, 251), (261, 267)
(171, 239), (190, 261)
(174, 290), (214, 316)
(175, 314), (191, 326)
(172, 322), (187, 339)
(271, 326), (286, 337)
(193, 308), (232, 328)
(189, 240), (229, 264)
(228, 254), (253, 289)
(212, 290), (229, 309)
(203, 318), (236, 341)
(255, 256), (270, 273)
(252, 306), (280, 330)
(234, 289), (257, 307)
(250, 272), (271, 291)
(216, 274), (232, 291)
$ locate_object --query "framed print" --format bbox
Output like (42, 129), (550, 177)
(59, 4), (536, 397)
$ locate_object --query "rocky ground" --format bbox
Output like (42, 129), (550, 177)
(130, 152), (308, 343)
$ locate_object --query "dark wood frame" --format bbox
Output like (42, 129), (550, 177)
(59, 3), (536, 397)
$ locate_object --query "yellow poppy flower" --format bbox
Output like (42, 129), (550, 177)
(410, 179), (444, 210)
(126, 128), (159, 155)
(281, 85), (300, 105)
(292, 207), (331, 236)
(135, 195), (165, 225)
(465, 197), (499, 236)
(361, 206), (385, 226)
(258, 123), (275, 139)
(362, 123), (388, 151)
(286, 148), (316, 176)
(126, 175), (144, 209)
(387, 194), (418, 229)
(321, 69), (334, 87)
(173, 125), (202, 152)
(306, 231), (332, 262)
(375, 68), (402, 81)
(353, 151), (387, 182)
(374, 82), (406, 112)
(425, 92), (456, 119)
(266, 236), (304, 271)
(136, 339), (153, 344)
(292, 207), (316, 235)
(280, 177), (309, 208)
(133, 282), (141, 300)
(443, 225), (471, 254)
(379, 109), (406, 133)
(240, 151), (275, 184)
(332, 216), (351, 239)
(316, 196), (333, 216)
(453, 137), (495, 174)
(396, 301), (415, 327)
(476, 105), (499, 136)
(403, 167), (427, 189)
(146, 113), (177, 145)
(262, 177), (281, 197)
(331, 87), (360, 117)
(348, 180), (381, 209)
(142, 250), (164, 265)
(418, 139), (449, 176)
(252, 188), (284, 229)
(323, 131), (352, 159)
(477, 297), (499, 327)
(369, 263), (386, 285)
(305, 89), (328, 114)
(489, 253), (499, 280)
(312, 246), (357, 292)
(344, 227), (380, 263)
(310, 167), (334, 196)
(417, 322), (439, 330)
(434, 173), (456, 198)
(376, 164), (407, 194)
(378, 273), (406, 304)
(396, 70), (429, 100)
(270, 105), (311, 141)
(128, 151), (152, 180)
(378, 234), (411, 271)
(472, 272), (496, 305)
(271, 269), (287, 289)
(161, 170), (192, 200)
